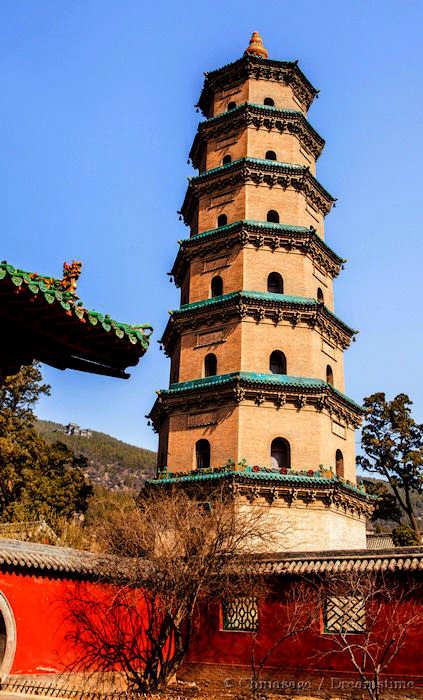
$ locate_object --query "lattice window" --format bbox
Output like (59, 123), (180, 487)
(324, 596), (366, 634)
(222, 597), (258, 632)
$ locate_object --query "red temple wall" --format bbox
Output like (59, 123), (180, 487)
(186, 596), (423, 680)
(0, 571), (98, 674)
(0, 569), (422, 682)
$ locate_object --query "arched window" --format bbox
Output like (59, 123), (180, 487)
(204, 353), (217, 377)
(222, 154), (232, 165)
(265, 150), (277, 161)
(196, 439), (210, 469)
(335, 449), (344, 478)
(266, 210), (280, 223)
(326, 365), (334, 385)
(227, 101), (237, 111)
(269, 350), (287, 375)
(264, 97), (275, 106)
(317, 287), (324, 303)
(267, 272), (284, 294)
(211, 275), (223, 297)
(217, 213), (227, 227)
(271, 438), (291, 470)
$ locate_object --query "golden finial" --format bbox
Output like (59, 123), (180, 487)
(244, 31), (268, 59)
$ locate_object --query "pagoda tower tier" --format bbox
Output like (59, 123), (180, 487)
(181, 158), (334, 238)
(148, 33), (371, 551)
(189, 103), (325, 175)
(150, 371), (361, 479)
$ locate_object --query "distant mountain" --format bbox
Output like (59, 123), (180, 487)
(36, 419), (156, 490)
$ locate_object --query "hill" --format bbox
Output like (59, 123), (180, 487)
(36, 419), (156, 490)
(361, 475), (423, 532)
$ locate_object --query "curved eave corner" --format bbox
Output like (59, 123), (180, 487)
(0, 261), (153, 379)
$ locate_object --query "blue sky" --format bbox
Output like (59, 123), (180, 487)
(2, 0), (422, 451)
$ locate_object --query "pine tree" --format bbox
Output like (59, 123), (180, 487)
(357, 393), (423, 535)
(0, 364), (92, 523)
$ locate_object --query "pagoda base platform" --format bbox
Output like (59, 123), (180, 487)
(145, 468), (373, 553)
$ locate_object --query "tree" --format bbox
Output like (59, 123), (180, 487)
(320, 570), (423, 700)
(357, 393), (423, 535)
(391, 524), (421, 547)
(0, 363), (50, 427)
(66, 487), (273, 693)
(361, 479), (402, 525)
(0, 364), (92, 523)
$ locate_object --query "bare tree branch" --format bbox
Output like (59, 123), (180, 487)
(65, 486), (275, 693)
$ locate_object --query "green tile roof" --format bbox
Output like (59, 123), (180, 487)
(160, 371), (361, 411)
(167, 372), (322, 392)
(178, 290), (314, 311)
(204, 102), (301, 123)
(191, 156), (305, 182)
(170, 291), (356, 336)
(183, 220), (344, 264)
(197, 55), (318, 116)
(191, 219), (309, 240)
(189, 103), (324, 168)
(0, 261), (153, 349)
(146, 467), (370, 500)
(186, 158), (335, 205)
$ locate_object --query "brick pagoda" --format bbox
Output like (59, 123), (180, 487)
(148, 33), (372, 551)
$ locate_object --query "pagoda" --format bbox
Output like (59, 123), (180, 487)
(148, 33), (372, 551)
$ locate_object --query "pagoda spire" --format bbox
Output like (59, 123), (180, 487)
(244, 31), (268, 59)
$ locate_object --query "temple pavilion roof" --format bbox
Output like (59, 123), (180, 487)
(0, 260), (152, 379)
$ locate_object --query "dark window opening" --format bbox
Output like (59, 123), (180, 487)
(336, 449), (344, 478)
(170, 344), (180, 384)
(196, 439), (211, 469)
(211, 275), (223, 297)
(191, 204), (199, 236)
(269, 350), (287, 375)
(266, 210), (279, 223)
(326, 365), (334, 386)
(217, 213), (228, 227)
(204, 353), (217, 377)
(264, 97), (275, 107)
(317, 287), (324, 303)
(267, 272), (284, 294)
(227, 102), (237, 111)
(265, 150), (277, 161)
(222, 154), (232, 165)
(180, 275), (190, 306)
(222, 597), (258, 632)
(271, 438), (291, 470)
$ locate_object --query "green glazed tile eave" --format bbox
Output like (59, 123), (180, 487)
(157, 371), (362, 411)
(0, 261), (153, 349)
